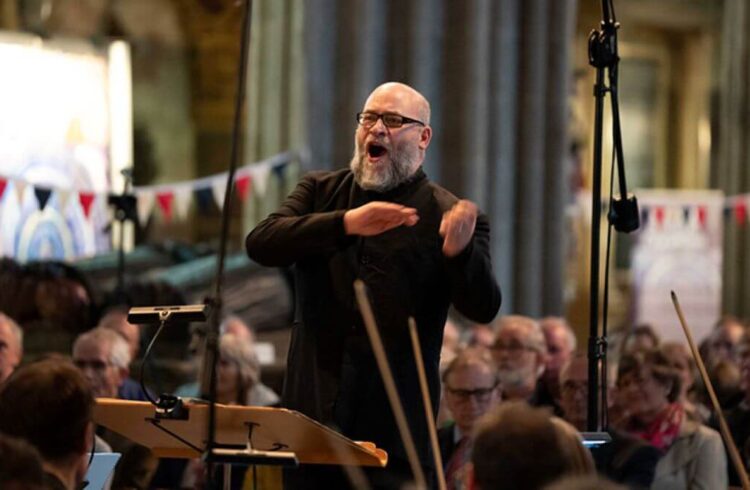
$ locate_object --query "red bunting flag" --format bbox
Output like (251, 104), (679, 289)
(654, 206), (665, 226)
(697, 205), (707, 229)
(0, 178), (6, 200)
(235, 175), (252, 202)
(78, 192), (95, 219)
(156, 191), (174, 223)
(735, 201), (747, 226)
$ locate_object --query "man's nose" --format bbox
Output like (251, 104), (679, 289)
(368, 117), (388, 134)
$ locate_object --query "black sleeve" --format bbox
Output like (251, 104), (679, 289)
(245, 174), (352, 267)
(444, 212), (502, 323)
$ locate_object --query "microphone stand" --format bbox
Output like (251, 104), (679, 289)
(586, 0), (639, 432)
(107, 168), (137, 302)
(200, 1), (254, 487)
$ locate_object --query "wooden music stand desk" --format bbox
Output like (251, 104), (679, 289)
(94, 398), (387, 467)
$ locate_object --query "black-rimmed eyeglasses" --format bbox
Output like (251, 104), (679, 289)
(356, 111), (426, 129)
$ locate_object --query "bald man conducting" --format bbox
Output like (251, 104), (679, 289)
(246, 82), (501, 489)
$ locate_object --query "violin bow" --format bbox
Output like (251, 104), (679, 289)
(354, 280), (427, 489)
(409, 317), (447, 490)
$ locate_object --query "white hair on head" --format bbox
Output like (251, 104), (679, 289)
(219, 333), (260, 387)
(74, 327), (131, 369)
(0, 312), (22, 351)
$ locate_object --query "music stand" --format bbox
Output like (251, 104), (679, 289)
(93, 399), (387, 468)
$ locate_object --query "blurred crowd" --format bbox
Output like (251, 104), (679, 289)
(1, 257), (749, 489)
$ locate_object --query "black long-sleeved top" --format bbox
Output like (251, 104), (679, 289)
(245, 167), (501, 469)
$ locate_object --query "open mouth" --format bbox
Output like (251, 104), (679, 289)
(367, 142), (388, 160)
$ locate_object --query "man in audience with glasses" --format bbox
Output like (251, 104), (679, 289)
(246, 82), (501, 489)
(439, 348), (501, 490)
(491, 315), (559, 413)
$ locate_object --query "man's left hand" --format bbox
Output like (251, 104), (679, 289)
(439, 200), (478, 257)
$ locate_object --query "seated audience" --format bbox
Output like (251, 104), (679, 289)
(438, 348), (500, 489)
(713, 333), (750, 487)
(0, 358), (95, 490)
(661, 342), (708, 422)
(560, 353), (660, 488)
(98, 307), (152, 401)
(619, 324), (660, 357)
(0, 433), (46, 490)
(540, 316), (577, 401)
(466, 322), (494, 350)
(491, 315), (558, 412)
(471, 402), (593, 490)
(0, 312), (23, 385)
(73, 327), (131, 400)
(543, 474), (626, 490)
(616, 349), (727, 490)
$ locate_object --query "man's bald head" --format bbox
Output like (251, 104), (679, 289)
(364, 82), (431, 125)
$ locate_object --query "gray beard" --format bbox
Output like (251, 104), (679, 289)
(497, 364), (537, 390)
(350, 139), (418, 192)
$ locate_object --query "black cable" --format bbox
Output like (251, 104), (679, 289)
(140, 320), (168, 407)
(601, 142), (617, 430)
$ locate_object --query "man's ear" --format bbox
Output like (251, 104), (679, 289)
(419, 126), (432, 150)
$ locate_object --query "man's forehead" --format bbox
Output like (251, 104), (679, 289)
(449, 364), (496, 385)
(74, 340), (109, 358)
(364, 85), (423, 113)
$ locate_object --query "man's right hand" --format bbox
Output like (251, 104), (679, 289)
(344, 202), (419, 236)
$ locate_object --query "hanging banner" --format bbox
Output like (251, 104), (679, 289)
(631, 189), (724, 344)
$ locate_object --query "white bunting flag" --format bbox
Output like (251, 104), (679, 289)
(136, 189), (155, 226)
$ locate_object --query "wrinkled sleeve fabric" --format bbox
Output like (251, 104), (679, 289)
(245, 173), (351, 267)
(444, 212), (502, 323)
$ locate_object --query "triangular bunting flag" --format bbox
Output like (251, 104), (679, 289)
(136, 190), (155, 226)
(697, 205), (707, 229)
(654, 206), (665, 227)
(735, 200), (747, 226)
(249, 163), (271, 196)
(58, 189), (73, 211)
(156, 191), (174, 223)
(682, 206), (691, 225)
(34, 186), (52, 211)
(14, 179), (27, 204)
(194, 187), (215, 214)
(78, 192), (96, 219)
(723, 205), (732, 220)
(271, 161), (287, 180)
(235, 174), (252, 202)
(640, 207), (649, 228)
(0, 178), (7, 201)
(212, 177), (228, 210)
(174, 186), (192, 221)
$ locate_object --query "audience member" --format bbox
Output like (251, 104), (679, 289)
(97, 307), (152, 401)
(471, 402), (593, 490)
(491, 315), (558, 412)
(619, 324), (660, 357)
(220, 314), (255, 344)
(438, 348), (500, 489)
(466, 323), (494, 350)
(712, 333), (750, 487)
(540, 316), (577, 401)
(0, 312), (23, 384)
(616, 349), (727, 489)
(0, 358), (95, 490)
(0, 433), (46, 490)
(661, 342), (708, 422)
(73, 327), (131, 399)
(560, 353), (660, 488)
(543, 474), (626, 490)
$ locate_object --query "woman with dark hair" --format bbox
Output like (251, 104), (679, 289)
(616, 349), (726, 489)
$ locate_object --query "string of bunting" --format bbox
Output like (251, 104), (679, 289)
(589, 194), (750, 230)
(0, 151), (297, 225)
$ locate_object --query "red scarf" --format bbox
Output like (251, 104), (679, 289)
(629, 403), (684, 452)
